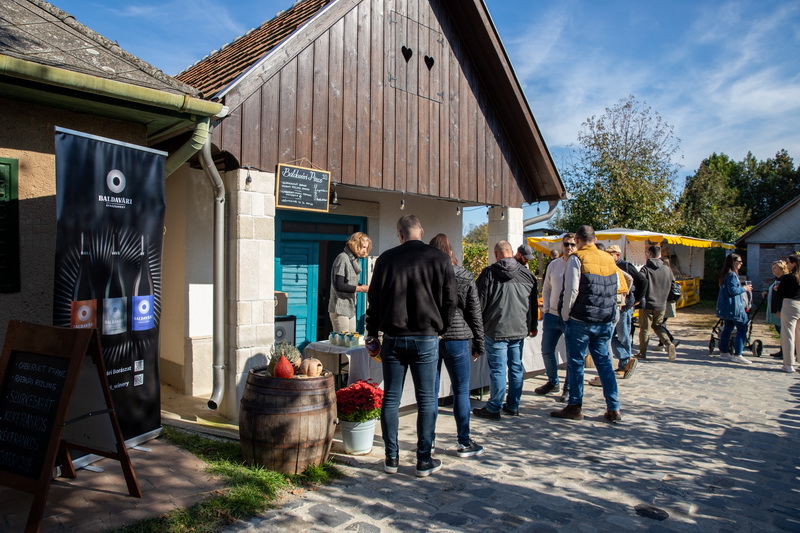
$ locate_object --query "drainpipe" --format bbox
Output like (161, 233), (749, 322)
(523, 200), (560, 228)
(165, 117), (210, 177)
(198, 133), (227, 410)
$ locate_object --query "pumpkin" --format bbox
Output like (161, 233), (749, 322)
(299, 358), (323, 377)
(273, 355), (295, 379)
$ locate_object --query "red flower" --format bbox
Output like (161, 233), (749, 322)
(336, 380), (384, 422)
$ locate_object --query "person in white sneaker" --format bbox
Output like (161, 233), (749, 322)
(715, 253), (753, 365)
(776, 254), (800, 373)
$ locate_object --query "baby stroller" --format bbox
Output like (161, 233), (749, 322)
(708, 291), (765, 357)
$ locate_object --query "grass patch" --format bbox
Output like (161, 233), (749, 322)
(108, 426), (342, 533)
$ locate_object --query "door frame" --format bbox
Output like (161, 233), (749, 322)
(275, 210), (367, 347)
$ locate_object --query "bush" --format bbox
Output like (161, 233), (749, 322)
(462, 242), (488, 279)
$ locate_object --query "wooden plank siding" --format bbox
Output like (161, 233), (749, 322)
(220, 0), (539, 207)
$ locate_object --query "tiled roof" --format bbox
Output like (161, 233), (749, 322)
(176, 0), (333, 98)
(0, 0), (199, 96)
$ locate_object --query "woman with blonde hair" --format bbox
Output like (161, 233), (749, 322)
(776, 254), (800, 373)
(328, 232), (371, 333)
(765, 259), (789, 359)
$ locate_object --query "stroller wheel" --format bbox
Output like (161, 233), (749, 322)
(708, 337), (716, 354)
(751, 339), (763, 357)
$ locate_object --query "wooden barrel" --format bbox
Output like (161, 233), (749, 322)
(239, 367), (336, 475)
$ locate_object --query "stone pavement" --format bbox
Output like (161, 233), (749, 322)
(224, 314), (800, 533)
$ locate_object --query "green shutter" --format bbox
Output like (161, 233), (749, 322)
(0, 157), (20, 293)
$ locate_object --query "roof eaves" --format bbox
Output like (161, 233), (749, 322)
(736, 193), (800, 244)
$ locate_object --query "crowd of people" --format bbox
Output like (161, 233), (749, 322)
(336, 216), (797, 477)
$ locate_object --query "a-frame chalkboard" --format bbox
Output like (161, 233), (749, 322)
(0, 320), (141, 533)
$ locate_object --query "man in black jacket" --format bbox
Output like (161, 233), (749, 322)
(366, 215), (457, 477)
(635, 245), (676, 361)
(472, 241), (538, 420)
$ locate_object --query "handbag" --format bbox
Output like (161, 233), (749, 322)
(667, 280), (682, 302)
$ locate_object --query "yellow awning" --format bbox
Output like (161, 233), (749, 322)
(527, 229), (734, 253)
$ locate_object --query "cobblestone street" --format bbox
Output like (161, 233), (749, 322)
(227, 308), (800, 532)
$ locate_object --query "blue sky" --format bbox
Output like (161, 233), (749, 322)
(55, 0), (800, 230)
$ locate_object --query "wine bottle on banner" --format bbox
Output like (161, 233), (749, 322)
(132, 234), (155, 331)
(103, 232), (128, 336)
(70, 232), (97, 328)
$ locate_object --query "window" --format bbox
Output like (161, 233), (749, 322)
(0, 157), (20, 293)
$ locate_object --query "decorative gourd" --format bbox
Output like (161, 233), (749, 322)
(273, 355), (295, 379)
(299, 358), (323, 377)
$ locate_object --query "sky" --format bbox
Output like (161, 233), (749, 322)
(54, 0), (800, 230)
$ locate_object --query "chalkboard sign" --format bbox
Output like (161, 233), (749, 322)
(275, 163), (330, 213)
(0, 320), (141, 533)
(0, 351), (70, 479)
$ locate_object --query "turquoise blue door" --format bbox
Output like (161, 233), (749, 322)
(278, 241), (318, 347)
(275, 212), (366, 349)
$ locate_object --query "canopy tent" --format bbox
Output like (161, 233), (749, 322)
(528, 228), (734, 280)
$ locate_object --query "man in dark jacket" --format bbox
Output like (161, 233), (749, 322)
(608, 245), (647, 379)
(472, 241), (538, 420)
(551, 225), (621, 423)
(635, 245), (676, 361)
(366, 215), (457, 478)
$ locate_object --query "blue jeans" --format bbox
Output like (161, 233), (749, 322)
(485, 336), (525, 413)
(380, 335), (439, 461)
(564, 320), (619, 410)
(540, 313), (564, 385)
(720, 318), (748, 355)
(435, 340), (471, 446)
(611, 307), (633, 368)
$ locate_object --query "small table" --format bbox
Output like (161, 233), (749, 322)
(303, 341), (381, 389)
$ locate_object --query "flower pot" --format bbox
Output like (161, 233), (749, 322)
(339, 418), (377, 455)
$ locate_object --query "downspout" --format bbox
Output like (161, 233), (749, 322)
(523, 200), (560, 228)
(165, 117), (210, 177)
(198, 133), (227, 410)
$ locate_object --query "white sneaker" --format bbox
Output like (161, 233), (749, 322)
(729, 354), (751, 364)
(667, 343), (677, 362)
(780, 365), (796, 373)
(721, 353), (734, 361)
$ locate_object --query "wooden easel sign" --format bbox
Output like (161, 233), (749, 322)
(0, 320), (141, 533)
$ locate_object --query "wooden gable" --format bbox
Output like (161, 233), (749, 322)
(191, 0), (563, 205)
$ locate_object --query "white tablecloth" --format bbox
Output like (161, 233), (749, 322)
(304, 336), (566, 408)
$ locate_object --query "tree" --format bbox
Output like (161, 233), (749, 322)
(555, 95), (681, 232)
(674, 153), (748, 242)
(730, 150), (800, 226)
(463, 222), (488, 245)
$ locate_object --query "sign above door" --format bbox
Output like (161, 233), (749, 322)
(276, 163), (331, 213)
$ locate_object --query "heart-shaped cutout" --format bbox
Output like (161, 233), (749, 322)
(401, 45), (413, 62)
(424, 55), (434, 70)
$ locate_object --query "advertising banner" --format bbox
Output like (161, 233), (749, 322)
(53, 127), (165, 441)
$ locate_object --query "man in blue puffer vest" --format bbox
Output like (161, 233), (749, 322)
(551, 225), (622, 423)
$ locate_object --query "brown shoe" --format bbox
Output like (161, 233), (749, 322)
(622, 357), (638, 379)
(603, 410), (622, 423)
(551, 404), (583, 420)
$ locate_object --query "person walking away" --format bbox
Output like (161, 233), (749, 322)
(328, 232), (371, 333)
(428, 233), (485, 457)
(776, 254), (800, 373)
(535, 234), (577, 396)
(765, 260), (789, 359)
(636, 245), (677, 362)
(656, 258), (680, 351)
(365, 215), (457, 477)
(551, 225), (621, 423)
(472, 241), (538, 420)
(715, 253), (753, 365)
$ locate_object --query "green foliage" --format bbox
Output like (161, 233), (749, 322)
(110, 427), (341, 533)
(730, 149), (800, 226)
(463, 222), (488, 245)
(462, 241), (488, 279)
(674, 153), (748, 242)
(555, 95), (681, 232)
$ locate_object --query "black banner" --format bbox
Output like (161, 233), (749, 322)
(53, 128), (165, 440)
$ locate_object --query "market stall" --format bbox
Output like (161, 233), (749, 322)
(528, 228), (734, 308)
